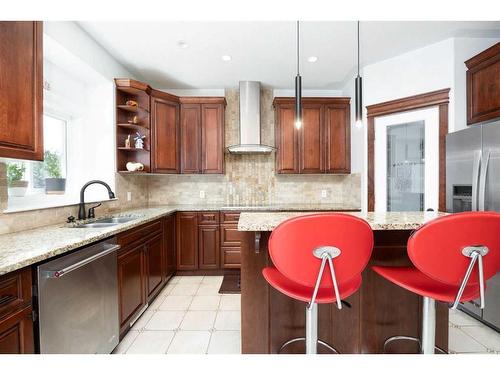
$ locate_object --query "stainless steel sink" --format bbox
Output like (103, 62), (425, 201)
(71, 215), (141, 228)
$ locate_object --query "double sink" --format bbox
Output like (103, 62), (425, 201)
(71, 215), (141, 228)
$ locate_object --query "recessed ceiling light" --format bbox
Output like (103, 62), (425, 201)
(307, 56), (318, 63)
(177, 41), (189, 49)
(221, 55), (232, 61)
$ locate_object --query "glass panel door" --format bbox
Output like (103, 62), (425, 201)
(386, 121), (425, 211)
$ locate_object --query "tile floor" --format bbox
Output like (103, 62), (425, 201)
(113, 275), (500, 354)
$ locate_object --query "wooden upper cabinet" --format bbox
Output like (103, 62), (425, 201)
(0, 22), (43, 161)
(274, 98), (351, 175)
(201, 103), (224, 174)
(151, 94), (180, 173)
(180, 104), (202, 173)
(275, 104), (299, 174)
(324, 101), (351, 173)
(466, 42), (500, 125)
(300, 104), (324, 173)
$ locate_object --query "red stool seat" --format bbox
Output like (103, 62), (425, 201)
(372, 266), (480, 303)
(263, 267), (362, 303)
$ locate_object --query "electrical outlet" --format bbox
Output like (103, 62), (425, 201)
(199, 190), (206, 199)
(321, 189), (328, 198)
(127, 192), (132, 201)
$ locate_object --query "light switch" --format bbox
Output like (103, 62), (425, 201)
(199, 190), (206, 199)
(321, 189), (328, 198)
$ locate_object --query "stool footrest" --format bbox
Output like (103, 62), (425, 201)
(383, 335), (447, 354)
(278, 337), (339, 354)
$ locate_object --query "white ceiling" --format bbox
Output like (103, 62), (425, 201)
(78, 21), (500, 90)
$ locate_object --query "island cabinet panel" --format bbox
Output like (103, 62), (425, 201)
(180, 104), (202, 173)
(240, 229), (448, 354)
(145, 234), (164, 301)
(163, 214), (176, 280)
(299, 104), (324, 173)
(466, 42), (500, 125)
(274, 97), (351, 174)
(0, 21), (43, 161)
(151, 95), (180, 173)
(176, 212), (199, 270)
(0, 267), (34, 354)
(198, 225), (220, 270)
(201, 104), (224, 174)
(117, 244), (146, 335)
(275, 104), (299, 173)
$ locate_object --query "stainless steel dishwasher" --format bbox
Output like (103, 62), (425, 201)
(37, 238), (120, 353)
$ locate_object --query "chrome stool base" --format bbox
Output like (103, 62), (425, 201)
(383, 335), (447, 354)
(278, 337), (339, 354)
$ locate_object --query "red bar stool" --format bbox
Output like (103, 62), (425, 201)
(372, 212), (500, 354)
(262, 213), (374, 354)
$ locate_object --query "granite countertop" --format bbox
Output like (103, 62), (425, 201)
(237, 211), (448, 232)
(0, 203), (360, 276)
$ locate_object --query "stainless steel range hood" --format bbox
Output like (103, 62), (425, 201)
(226, 81), (275, 154)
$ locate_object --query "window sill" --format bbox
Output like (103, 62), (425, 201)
(3, 196), (118, 214)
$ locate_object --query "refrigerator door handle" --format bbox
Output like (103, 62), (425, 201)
(472, 150), (482, 211)
(478, 149), (490, 211)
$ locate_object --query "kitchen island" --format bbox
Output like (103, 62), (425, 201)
(237, 211), (449, 354)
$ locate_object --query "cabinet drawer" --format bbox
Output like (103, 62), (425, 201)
(198, 211), (219, 225)
(221, 247), (241, 269)
(0, 305), (34, 354)
(220, 211), (240, 224)
(0, 268), (32, 319)
(117, 219), (163, 249)
(220, 225), (245, 247)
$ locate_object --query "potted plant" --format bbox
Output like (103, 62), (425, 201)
(44, 150), (66, 195)
(7, 163), (28, 197)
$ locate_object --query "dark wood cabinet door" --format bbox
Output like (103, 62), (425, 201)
(324, 103), (351, 174)
(466, 42), (500, 124)
(176, 212), (199, 270)
(180, 104), (201, 173)
(201, 104), (224, 174)
(299, 104), (324, 173)
(0, 306), (34, 354)
(0, 21), (43, 161)
(221, 247), (241, 269)
(164, 214), (176, 279)
(151, 96), (180, 173)
(145, 234), (164, 301)
(118, 245), (146, 332)
(198, 225), (220, 270)
(275, 104), (299, 174)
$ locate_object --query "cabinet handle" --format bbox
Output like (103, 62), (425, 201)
(255, 232), (261, 254)
(0, 294), (15, 305)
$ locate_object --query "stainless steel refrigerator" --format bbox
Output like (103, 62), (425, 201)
(446, 120), (500, 332)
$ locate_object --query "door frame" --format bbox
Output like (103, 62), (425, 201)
(367, 88), (450, 211)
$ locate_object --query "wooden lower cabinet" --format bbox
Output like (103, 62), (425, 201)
(176, 212), (199, 270)
(164, 214), (176, 279)
(0, 267), (34, 354)
(199, 225), (220, 269)
(145, 234), (164, 301)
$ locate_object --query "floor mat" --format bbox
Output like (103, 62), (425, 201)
(218, 274), (241, 294)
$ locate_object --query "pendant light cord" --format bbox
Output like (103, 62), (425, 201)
(357, 21), (360, 77)
(297, 20), (300, 75)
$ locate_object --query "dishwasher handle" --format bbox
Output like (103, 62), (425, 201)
(45, 244), (120, 278)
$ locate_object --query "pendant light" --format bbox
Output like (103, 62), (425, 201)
(295, 20), (302, 130)
(355, 21), (363, 128)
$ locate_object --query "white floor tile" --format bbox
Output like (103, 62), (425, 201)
(448, 326), (488, 353)
(180, 311), (217, 330)
(126, 330), (175, 354)
(159, 295), (193, 311)
(167, 331), (211, 354)
(159, 283), (176, 297)
(208, 331), (241, 354)
(214, 311), (241, 331)
(189, 296), (221, 310)
(145, 310), (185, 331)
(148, 294), (167, 311)
(461, 325), (500, 351)
(112, 330), (139, 354)
(202, 276), (224, 285)
(130, 310), (155, 331)
(196, 283), (222, 296)
(168, 276), (182, 284)
(449, 309), (482, 327)
(219, 295), (241, 310)
(177, 276), (204, 284)
(169, 283), (200, 296)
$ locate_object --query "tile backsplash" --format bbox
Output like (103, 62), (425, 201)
(0, 88), (360, 235)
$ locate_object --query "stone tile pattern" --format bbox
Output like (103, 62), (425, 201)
(113, 276), (241, 354)
(147, 88), (361, 207)
(114, 276), (500, 354)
